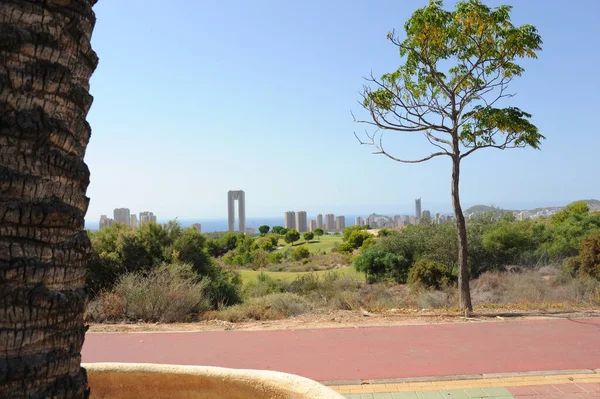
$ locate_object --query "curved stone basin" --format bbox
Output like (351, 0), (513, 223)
(84, 363), (344, 399)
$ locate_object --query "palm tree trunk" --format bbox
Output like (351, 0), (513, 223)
(0, 0), (98, 397)
(451, 155), (473, 313)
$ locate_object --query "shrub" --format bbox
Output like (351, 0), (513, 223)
(244, 272), (287, 298)
(205, 293), (312, 322)
(354, 247), (411, 283)
(86, 263), (211, 323)
(407, 259), (454, 289)
(290, 246), (310, 261)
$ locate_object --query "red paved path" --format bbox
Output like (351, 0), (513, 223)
(82, 318), (600, 382)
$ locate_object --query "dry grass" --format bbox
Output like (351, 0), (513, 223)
(204, 293), (313, 322)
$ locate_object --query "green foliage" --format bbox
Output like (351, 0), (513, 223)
(360, 237), (377, 251)
(303, 231), (314, 242)
(354, 247), (411, 283)
(545, 203), (600, 259)
(551, 201), (590, 225)
(563, 233), (600, 280)
(408, 258), (454, 289)
(290, 246), (311, 261)
(279, 227), (289, 236)
(284, 229), (300, 245)
(271, 226), (284, 235)
(258, 225), (270, 235)
(378, 228), (393, 237)
(313, 228), (324, 240)
(335, 242), (355, 254)
(87, 221), (242, 307)
(481, 219), (539, 267)
(86, 263), (211, 323)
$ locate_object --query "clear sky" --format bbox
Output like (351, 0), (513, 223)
(85, 0), (600, 221)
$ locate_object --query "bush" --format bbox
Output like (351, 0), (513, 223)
(407, 259), (454, 289)
(244, 273), (287, 298)
(205, 293), (313, 322)
(563, 232), (600, 280)
(86, 263), (211, 323)
(354, 247), (411, 283)
(290, 246), (310, 261)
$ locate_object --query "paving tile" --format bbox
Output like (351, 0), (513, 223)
(416, 391), (444, 399)
(529, 385), (560, 395)
(345, 395), (363, 399)
(438, 389), (471, 398)
(373, 393), (394, 399)
(482, 387), (513, 397)
(463, 388), (488, 398)
(578, 383), (600, 393)
(507, 386), (536, 396)
(361, 394), (376, 399)
(553, 384), (586, 393)
(391, 393), (419, 399)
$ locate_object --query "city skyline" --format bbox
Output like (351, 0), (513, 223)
(84, 1), (600, 223)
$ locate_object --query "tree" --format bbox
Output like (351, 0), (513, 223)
(279, 227), (289, 236)
(284, 229), (301, 246)
(303, 231), (314, 242)
(271, 225), (284, 235)
(0, 0), (98, 396)
(355, 0), (543, 312)
(259, 225), (270, 235)
(314, 228), (324, 241)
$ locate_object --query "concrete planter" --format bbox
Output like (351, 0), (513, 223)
(84, 363), (344, 399)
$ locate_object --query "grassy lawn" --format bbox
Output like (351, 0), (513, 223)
(238, 267), (364, 284)
(276, 234), (343, 254)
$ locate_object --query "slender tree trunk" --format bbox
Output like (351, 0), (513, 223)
(451, 155), (473, 313)
(0, 0), (98, 397)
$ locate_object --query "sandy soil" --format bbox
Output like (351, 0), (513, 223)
(87, 308), (600, 333)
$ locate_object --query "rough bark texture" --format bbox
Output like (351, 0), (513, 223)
(0, 0), (98, 397)
(451, 154), (473, 313)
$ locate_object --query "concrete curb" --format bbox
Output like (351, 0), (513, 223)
(320, 368), (598, 386)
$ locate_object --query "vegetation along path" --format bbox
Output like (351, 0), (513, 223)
(83, 317), (600, 383)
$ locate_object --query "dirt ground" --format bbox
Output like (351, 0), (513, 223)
(87, 307), (600, 333)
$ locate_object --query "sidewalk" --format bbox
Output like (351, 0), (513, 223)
(330, 372), (600, 398)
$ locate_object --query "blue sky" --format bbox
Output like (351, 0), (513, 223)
(85, 0), (600, 221)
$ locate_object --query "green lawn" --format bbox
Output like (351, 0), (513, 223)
(238, 267), (364, 284)
(276, 234), (343, 254)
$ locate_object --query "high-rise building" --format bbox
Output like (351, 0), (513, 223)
(316, 214), (323, 229)
(335, 216), (346, 232)
(114, 208), (130, 225)
(245, 227), (256, 235)
(422, 210), (431, 223)
(284, 211), (296, 229)
(99, 215), (113, 230)
(139, 211), (157, 226)
(324, 214), (335, 231)
(415, 198), (422, 219)
(227, 190), (246, 232)
(295, 211), (307, 233)
(355, 216), (363, 226)
(130, 214), (138, 228)
(192, 223), (202, 232)
(309, 220), (317, 231)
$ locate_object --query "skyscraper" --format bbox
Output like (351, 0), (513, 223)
(324, 214), (335, 231)
(295, 211), (307, 233)
(422, 210), (431, 223)
(415, 198), (422, 219)
(139, 211), (157, 226)
(130, 214), (138, 228)
(317, 214), (323, 229)
(335, 216), (346, 232)
(309, 220), (317, 231)
(113, 208), (130, 225)
(227, 190), (246, 232)
(192, 223), (202, 232)
(284, 211), (296, 229)
(355, 216), (363, 226)
(99, 215), (113, 230)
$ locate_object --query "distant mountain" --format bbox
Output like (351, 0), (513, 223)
(464, 199), (600, 218)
